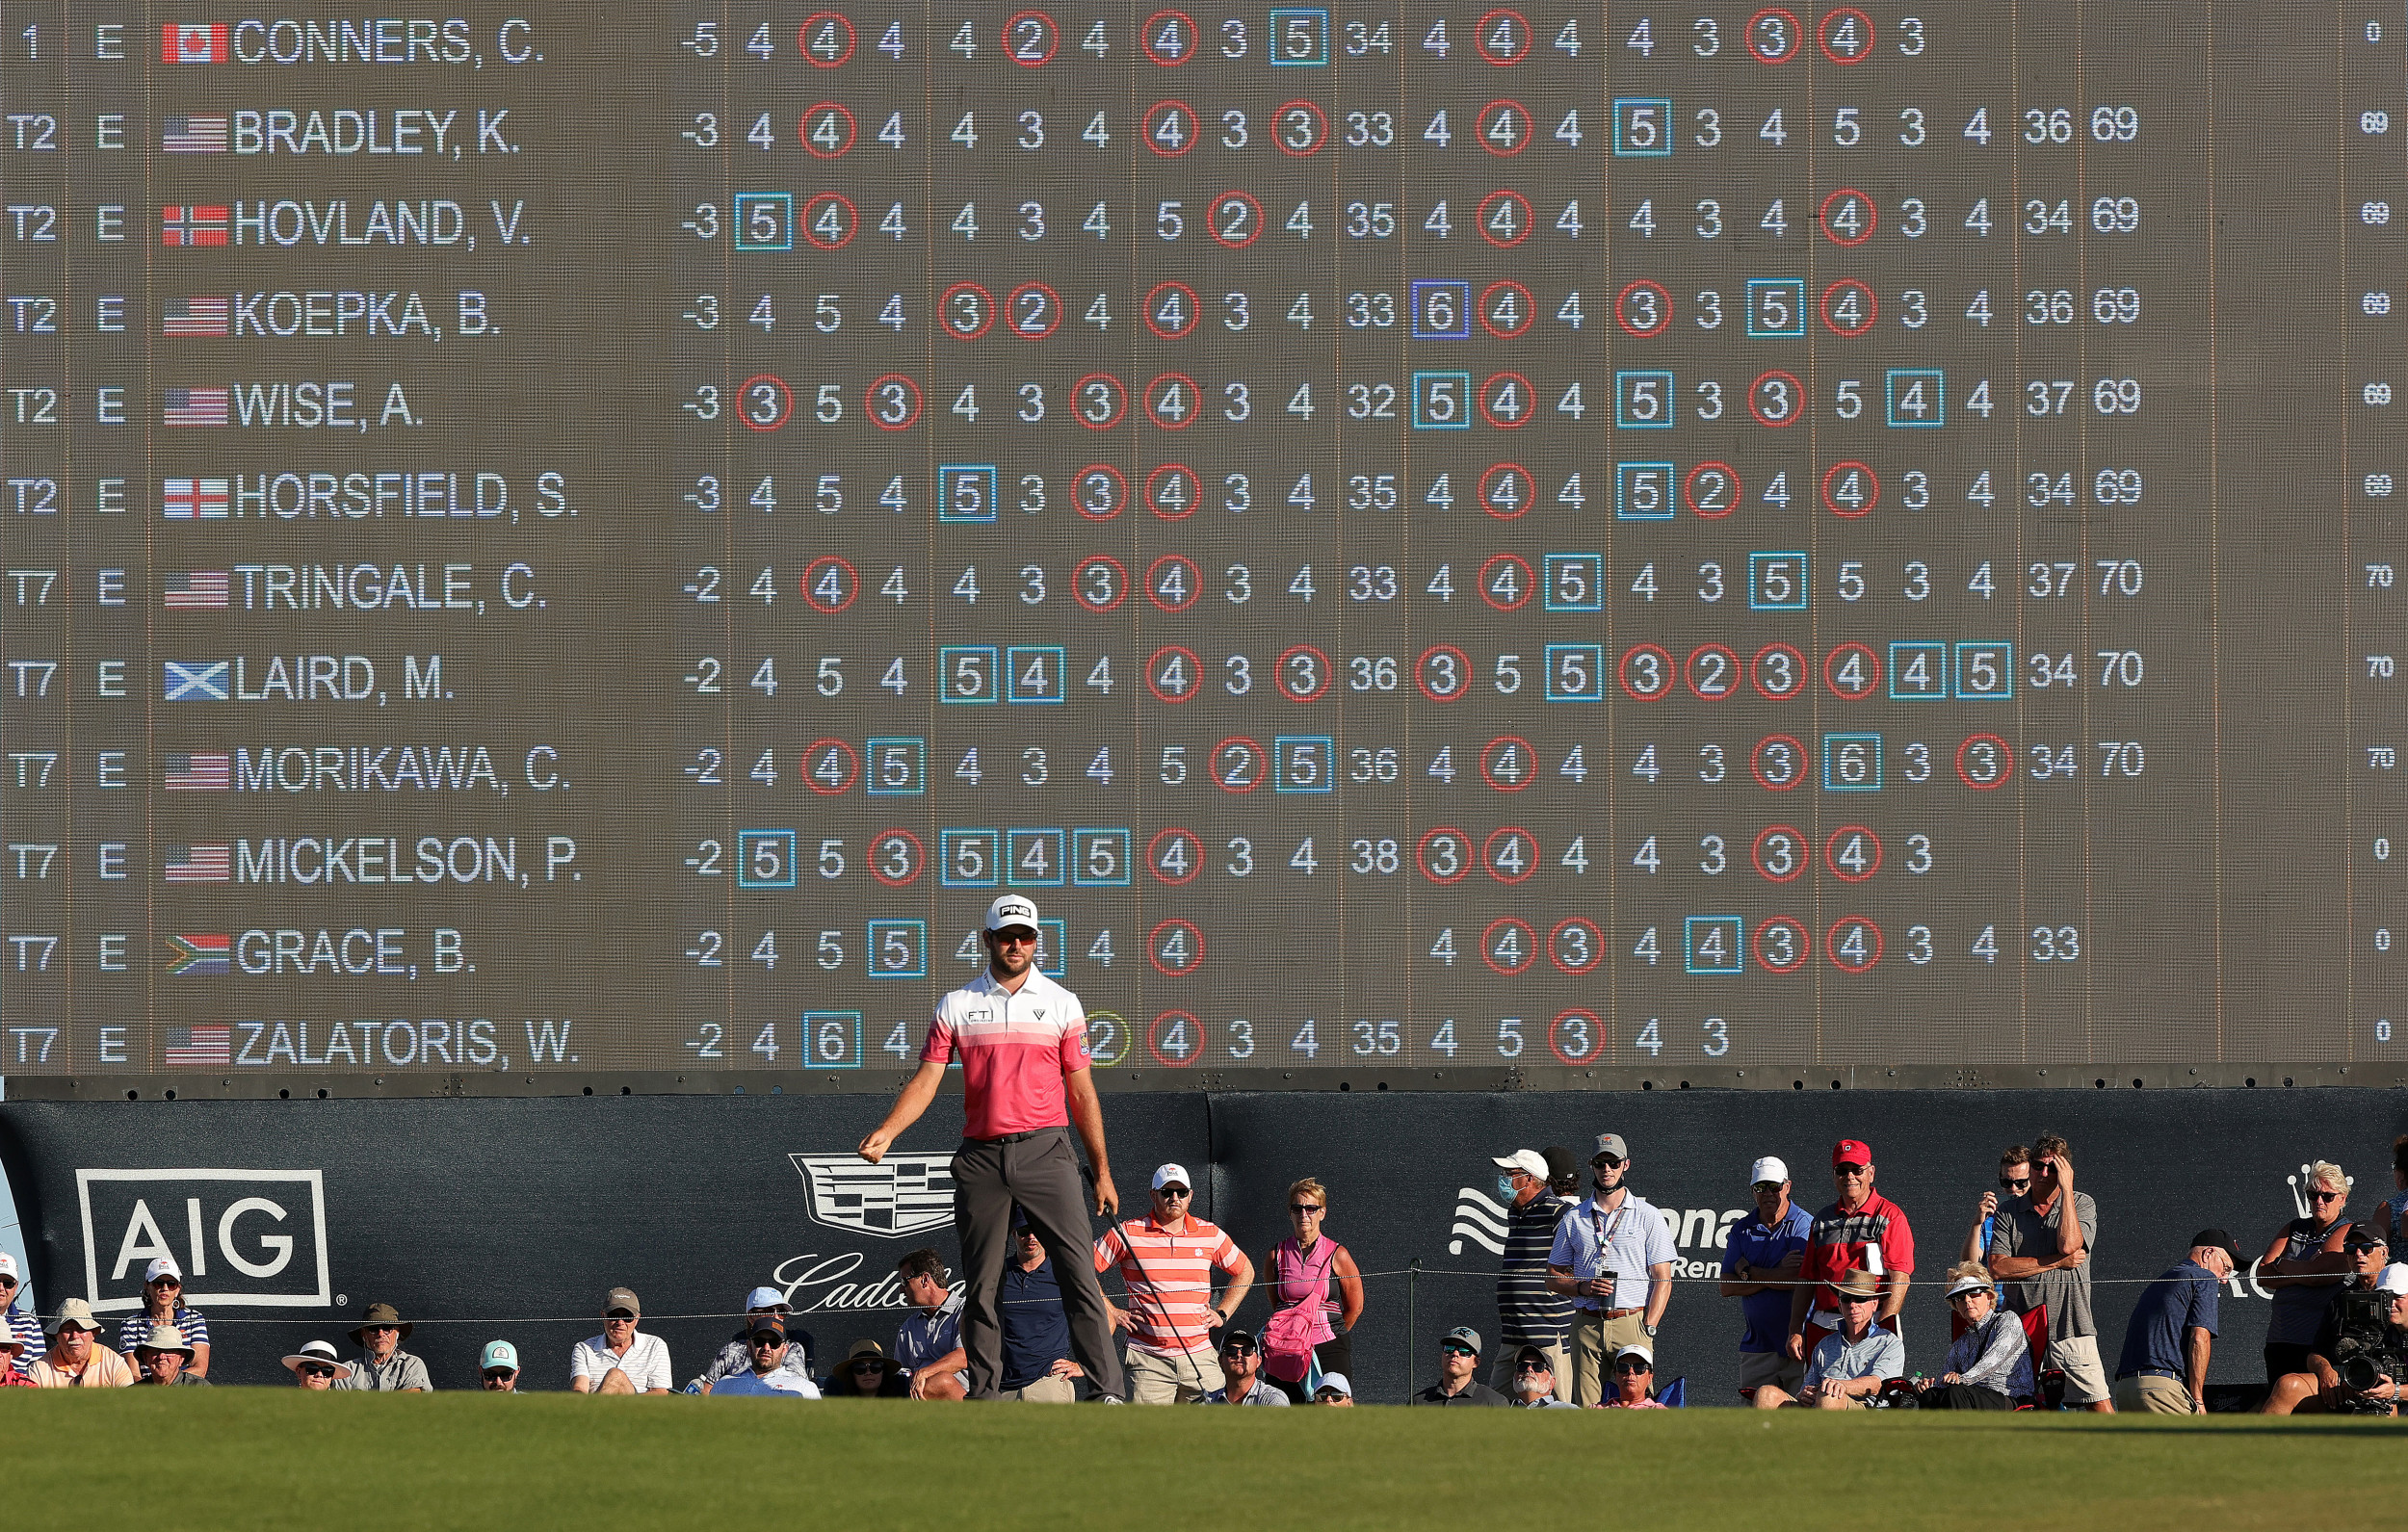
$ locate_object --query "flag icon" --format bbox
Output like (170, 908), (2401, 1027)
(162, 205), (229, 247)
(166, 934), (231, 977)
(163, 24), (229, 63)
(162, 115), (228, 152)
(164, 298), (230, 337)
(164, 1026), (234, 1066)
(165, 660), (229, 701)
(164, 571), (231, 610)
(164, 844), (233, 883)
(163, 477), (230, 520)
(165, 751), (233, 791)
(165, 387), (229, 427)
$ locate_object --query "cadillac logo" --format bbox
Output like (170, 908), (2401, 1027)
(788, 1154), (956, 1238)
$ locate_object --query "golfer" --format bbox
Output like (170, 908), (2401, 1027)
(859, 895), (1127, 1402)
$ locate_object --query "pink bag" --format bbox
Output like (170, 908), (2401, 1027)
(1262, 1241), (1339, 1382)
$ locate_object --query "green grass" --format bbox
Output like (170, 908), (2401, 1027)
(6, 1392), (2406, 1529)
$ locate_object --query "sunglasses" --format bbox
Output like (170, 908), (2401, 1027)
(989, 930), (1039, 948)
(750, 1335), (786, 1346)
(1315, 1390), (1348, 1401)
(364, 1325), (399, 1335)
(2309, 1190), (2345, 1203)
(1290, 1204), (1323, 1215)
(1835, 1163), (1870, 1175)
(1591, 1156), (1626, 1170)
(852, 1359), (887, 1373)
(1222, 1345), (1257, 1358)
(1441, 1342), (1478, 1357)
(1613, 1361), (1653, 1374)
(0, 1276), (17, 1288)
(1158, 1186), (1192, 1199)
(2000, 1176), (2031, 1188)
(1515, 1361), (1552, 1373)
(300, 1364), (337, 1379)
(149, 1277), (183, 1288)
(484, 1368), (517, 1381)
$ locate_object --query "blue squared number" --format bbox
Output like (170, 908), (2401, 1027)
(938, 464), (998, 523)
(1887, 641), (1949, 699)
(866, 920), (927, 979)
(940, 828), (1000, 888)
(1269, 8), (1328, 63)
(802, 1011), (863, 1068)
(1615, 461), (1675, 520)
(732, 192), (792, 251)
(1544, 554), (1603, 611)
(938, 646), (999, 704)
(1615, 371), (1675, 429)
(1544, 643), (1606, 701)
(1612, 98), (1673, 157)
(1037, 918), (1066, 978)
(1954, 641), (2014, 699)
(1006, 646), (1065, 703)
(1071, 828), (1132, 887)
(1685, 915), (1744, 975)
(1821, 733), (1883, 792)
(1410, 280), (1471, 339)
(1412, 372), (1472, 428)
(735, 829), (797, 888)
(1007, 828), (1065, 887)
(865, 737), (926, 795)
(1275, 736), (1336, 792)
(1885, 369), (1946, 428)
(1748, 552), (1808, 610)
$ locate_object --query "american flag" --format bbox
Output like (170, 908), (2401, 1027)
(164, 570), (230, 610)
(164, 751), (232, 791)
(164, 844), (232, 883)
(161, 205), (229, 247)
(164, 1026), (233, 1067)
(165, 387), (229, 427)
(162, 477), (230, 519)
(162, 115), (228, 152)
(164, 298), (230, 337)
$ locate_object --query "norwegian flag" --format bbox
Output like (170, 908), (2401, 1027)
(162, 205), (229, 247)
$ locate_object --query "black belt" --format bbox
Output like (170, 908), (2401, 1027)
(967, 1126), (1064, 1145)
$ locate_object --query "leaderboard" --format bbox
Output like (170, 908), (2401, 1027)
(3, 6), (2404, 1081)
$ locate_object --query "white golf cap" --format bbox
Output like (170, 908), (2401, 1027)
(144, 1255), (183, 1284)
(0, 1251), (18, 1280)
(1314, 1372), (1352, 1397)
(984, 895), (1040, 932)
(1151, 1163), (1192, 1190)
(1749, 1156), (1790, 1186)
(1492, 1150), (1549, 1180)
(1614, 1342), (1654, 1366)
(2377, 1263), (2408, 1298)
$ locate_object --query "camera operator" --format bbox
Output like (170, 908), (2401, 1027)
(2260, 1228), (2408, 1415)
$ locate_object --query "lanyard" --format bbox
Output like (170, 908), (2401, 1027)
(1589, 1199), (1630, 1275)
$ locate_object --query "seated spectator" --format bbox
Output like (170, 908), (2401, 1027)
(1000, 1210), (1084, 1402)
(1595, 1342), (1668, 1408)
(0, 1314), (36, 1387)
(570, 1287), (671, 1394)
(337, 1302), (432, 1391)
(2113, 1229), (2243, 1414)
(118, 1257), (211, 1379)
(687, 1285), (816, 1394)
(28, 1299), (134, 1388)
(282, 1338), (353, 1389)
(1911, 1263), (2032, 1410)
(894, 1248), (969, 1400)
(1196, 1330), (1290, 1405)
(709, 1314), (822, 1398)
(2375, 1135), (2408, 1257)
(824, 1337), (911, 1397)
(1409, 1325), (1508, 1406)
(481, 1340), (523, 1392)
(0, 1252), (41, 1377)
(131, 1322), (211, 1387)
(1312, 1373), (1355, 1406)
(1754, 1269), (1901, 1410)
(1506, 1343), (1578, 1408)
(2261, 1229), (2402, 1415)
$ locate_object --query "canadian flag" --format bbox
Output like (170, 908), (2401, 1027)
(162, 24), (229, 64)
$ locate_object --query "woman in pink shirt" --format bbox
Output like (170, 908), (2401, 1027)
(1593, 1342), (1669, 1408)
(1256, 1178), (1366, 1402)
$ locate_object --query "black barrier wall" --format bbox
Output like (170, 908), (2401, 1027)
(3, 1090), (2403, 1401)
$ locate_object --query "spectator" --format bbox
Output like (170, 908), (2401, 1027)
(0, 1251), (44, 1377)
(131, 1322), (210, 1388)
(1095, 1163), (1254, 1404)
(116, 1257), (211, 1379)
(1757, 1269), (1901, 1410)
(1720, 1155), (1813, 1401)
(1196, 1330), (1290, 1405)
(2374, 1136), (2408, 1256)
(1547, 1132), (1675, 1406)
(1257, 1176), (1363, 1402)
(687, 1285), (817, 1394)
(1910, 1263), (2031, 1410)
(2113, 1229), (2244, 1414)
(1986, 1131), (2110, 1412)
(2261, 1230), (2401, 1415)
(1543, 1146), (1581, 1202)
(28, 1299), (134, 1388)
(2259, 1159), (2354, 1382)
(999, 1209), (1083, 1402)
(0, 1315), (32, 1388)
(282, 1339), (353, 1389)
(1595, 1342), (1668, 1409)
(1956, 1145), (2035, 1265)
(481, 1340), (523, 1392)
(569, 1287), (671, 1394)
(1505, 1343), (1577, 1408)
(709, 1314), (822, 1398)
(1409, 1325), (1508, 1406)
(895, 1248), (969, 1400)
(824, 1337), (911, 1398)
(336, 1302), (432, 1391)
(1312, 1373), (1355, 1405)
(1488, 1149), (1572, 1399)
(1789, 1139), (1914, 1364)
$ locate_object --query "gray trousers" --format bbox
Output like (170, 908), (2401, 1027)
(954, 1127), (1125, 1402)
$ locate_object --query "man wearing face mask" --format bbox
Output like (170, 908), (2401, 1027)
(1546, 1132), (1676, 1406)
(1488, 1148), (1572, 1398)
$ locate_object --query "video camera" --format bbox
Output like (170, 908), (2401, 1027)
(2325, 1288), (2406, 1415)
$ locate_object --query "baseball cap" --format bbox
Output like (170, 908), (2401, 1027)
(1512, 1343), (1554, 1368)
(481, 1339), (519, 1371)
(1614, 1342), (1655, 1366)
(1832, 1139), (1873, 1167)
(1151, 1163), (1191, 1191)
(1442, 1325), (1483, 1352)
(2377, 1263), (2408, 1298)
(748, 1313), (788, 1340)
(1492, 1149), (1549, 1180)
(1314, 1372), (1353, 1397)
(603, 1286), (641, 1316)
(0, 1315), (21, 1353)
(1749, 1155), (1790, 1186)
(984, 895), (1040, 932)
(1592, 1132), (1630, 1161)
(2189, 1228), (2246, 1267)
(0, 1250), (18, 1280)
(1219, 1330), (1257, 1353)
(745, 1285), (787, 1311)
(144, 1256), (183, 1284)
(1541, 1147), (1578, 1184)
(2343, 1222), (2388, 1253)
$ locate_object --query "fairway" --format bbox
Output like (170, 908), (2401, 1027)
(5, 1394), (2404, 1530)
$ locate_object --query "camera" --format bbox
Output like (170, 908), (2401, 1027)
(2325, 1288), (2404, 1415)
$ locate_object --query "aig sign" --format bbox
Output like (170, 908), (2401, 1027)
(75, 1169), (331, 1311)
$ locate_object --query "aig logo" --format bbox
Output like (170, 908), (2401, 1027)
(76, 1169), (331, 1311)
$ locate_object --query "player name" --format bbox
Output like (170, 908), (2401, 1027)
(209, 19), (477, 66)
(223, 108), (459, 155)
(226, 1018), (510, 1070)
(231, 199), (466, 245)
(230, 834), (526, 884)
(222, 291), (445, 338)
(178, 654), (443, 701)
(194, 470), (558, 519)
(230, 743), (505, 792)
(226, 562), (476, 610)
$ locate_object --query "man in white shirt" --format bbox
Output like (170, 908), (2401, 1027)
(709, 1315), (821, 1398)
(571, 1286), (672, 1394)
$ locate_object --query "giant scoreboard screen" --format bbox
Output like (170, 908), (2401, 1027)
(2, 5), (2401, 1082)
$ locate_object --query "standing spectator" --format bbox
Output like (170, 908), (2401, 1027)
(709, 1314), (822, 1398)
(0, 1315), (34, 1387)
(1543, 1146), (1581, 1202)
(1956, 1146), (2035, 1265)
(1547, 1132), (1675, 1406)
(1312, 1373), (1355, 1405)
(1595, 1343), (1669, 1409)
(1986, 1131), (2110, 1411)
(1488, 1149), (1571, 1399)
(857, 894), (1127, 1404)
(895, 1248), (969, 1400)
(1505, 1344), (1577, 1408)
(481, 1340), (524, 1392)
(116, 1257), (211, 1379)
(337, 1302), (432, 1391)
(281, 1339), (353, 1389)
(1910, 1263), (2032, 1410)
(1758, 1269), (1902, 1410)
(1196, 1331), (1290, 1405)
(1719, 1155), (1813, 1401)
(1788, 1139), (1915, 1363)
(687, 1286), (816, 1394)
(1257, 1177), (1363, 1402)
(824, 1337), (911, 1397)
(569, 1287), (671, 1394)
(27, 1299), (134, 1388)
(0, 1251), (43, 1377)
(1410, 1325), (1508, 1406)
(131, 1323), (210, 1387)
(2113, 1229), (2243, 1414)
(2259, 1159), (2354, 1382)
(2373, 1137), (2408, 1256)
(1000, 1208), (1083, 1401)
(1095, 1163), (1254, 1404)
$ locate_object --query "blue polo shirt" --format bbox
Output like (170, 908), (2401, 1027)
(999, 1255), (1072, 1390)
(2114, 1259), (2221, 1380)
(1723, 1202), (1814, 1352)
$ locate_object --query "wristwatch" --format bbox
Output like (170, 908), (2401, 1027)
(1639, 1322), (1658, 1338)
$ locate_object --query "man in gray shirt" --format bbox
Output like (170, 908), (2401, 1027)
(1986, 1133), (2109, 1411)
(335, 1301), (433, 1391)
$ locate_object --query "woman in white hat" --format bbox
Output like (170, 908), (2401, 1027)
(282, 1338), (355, 1389)
(1910, 1261), (2034, 1410)
(27, 1299), (135, 1387)
(116, 1256), (211, 1378)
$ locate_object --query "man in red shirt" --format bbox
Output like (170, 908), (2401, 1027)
(859, 895), (1126, 1402)
(1787, 1138), (1915, 1363)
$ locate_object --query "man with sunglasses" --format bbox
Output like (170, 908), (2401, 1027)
(1095, 1163), (1254, 1403)
(1196, 1330), (1289, 1405)
(1548, 1132), (1676, 1406)
(1721, 1156), (1813, 1401)
(1505, 1342), (1578, 1407)
(1788, 1140), (1914, 1365)
(2259, 1159), (2356, 1384)
(1411, 1325), (1507, 1405)
(0, 1251), (41, 1378)
(480, 1339), (525, 1392)
(709, 1314), (822, 1398)
(1489, 1149), (1571, 1399)
(860, 894), (1127, 1404)
(1956, 1145), (2035, 1266)
(999, 1208), (1083, 1402)
(1985, 1132), (2110, 1411)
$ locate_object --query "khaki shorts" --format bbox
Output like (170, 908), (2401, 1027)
(1737, 1348), (1805, 1398)
(1125, 1346), (1213, 1405)
(1569, 1311), (1646, 1408)
(2112, 1373), (2196, 1415)
(2050, 1334), (2110, 1405)
(999, 1374), (1078, 1402)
